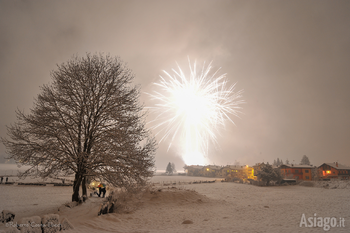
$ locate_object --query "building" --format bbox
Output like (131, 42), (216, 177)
(318, 162), (350, 180)
(220, 165), (243, 178)
(201, 165), (222, 177)
(246, 165), (255, 180)
(184, 165), (203, 176)
(279, 164), (314, 181)
(220, 165), (255, 181)
(184, 164), (254, 180)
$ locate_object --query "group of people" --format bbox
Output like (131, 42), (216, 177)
(0, 176), (8, 184)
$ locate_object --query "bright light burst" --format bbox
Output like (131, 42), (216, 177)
(147, 59), (244, 165)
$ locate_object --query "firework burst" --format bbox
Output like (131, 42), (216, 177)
(147, 59), (244, 165)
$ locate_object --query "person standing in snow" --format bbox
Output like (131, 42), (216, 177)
(97, 183), (102, 197)
(100, 183), (106, 198)
(0, 176), (3, 184)
(6, 177), (8, 183)
(97, 183), (106, 198)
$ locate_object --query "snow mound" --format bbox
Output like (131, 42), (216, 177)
(143, 188), (210, 205)
(108, 187), (210, 214)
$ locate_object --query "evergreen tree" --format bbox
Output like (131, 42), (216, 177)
(166, 162), (173, 175)
(286, 159), (289, 165)
(300, 155), (311, 165)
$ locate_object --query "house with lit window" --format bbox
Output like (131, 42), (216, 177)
(279, 164), (314, 181)
(246, 166), (255, 179)
(184, 165), (204, 176)
(201, 165), (222, 177)
(220, 165), (255, 181)
(318, 162), (350, 180)
(220, 165), (243, 177)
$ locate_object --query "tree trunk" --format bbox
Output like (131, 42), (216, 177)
(82, 176), (87, 197)
(72, 173), (82, 202)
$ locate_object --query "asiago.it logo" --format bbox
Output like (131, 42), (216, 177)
(300, 213), (345, 231)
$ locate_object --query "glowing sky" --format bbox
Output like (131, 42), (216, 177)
(1, 0), (350, 171)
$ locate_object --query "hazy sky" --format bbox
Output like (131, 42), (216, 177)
(1, 0), (350, 171)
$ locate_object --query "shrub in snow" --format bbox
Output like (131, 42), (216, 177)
(108, 202), (115, 213)
(98, 203), (109, 216)
(19, 216), (42, 233)
(1, 210), (15, 223)
(59, 218), (74, 231)
(42, 214), (60, 233)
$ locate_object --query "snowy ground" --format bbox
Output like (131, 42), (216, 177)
(0, 170), (350, 232)
(0, 185), (72, 220)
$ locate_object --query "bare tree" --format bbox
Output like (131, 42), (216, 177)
(1, 54), (156, 202)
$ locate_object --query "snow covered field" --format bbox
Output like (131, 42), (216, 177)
(1, 168), (350, 232)
(0, 185), (72, 220)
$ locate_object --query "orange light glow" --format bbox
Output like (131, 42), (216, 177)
(326, 170), (331, 174)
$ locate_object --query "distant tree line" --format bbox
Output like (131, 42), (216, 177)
(272, 155), (311, 166)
